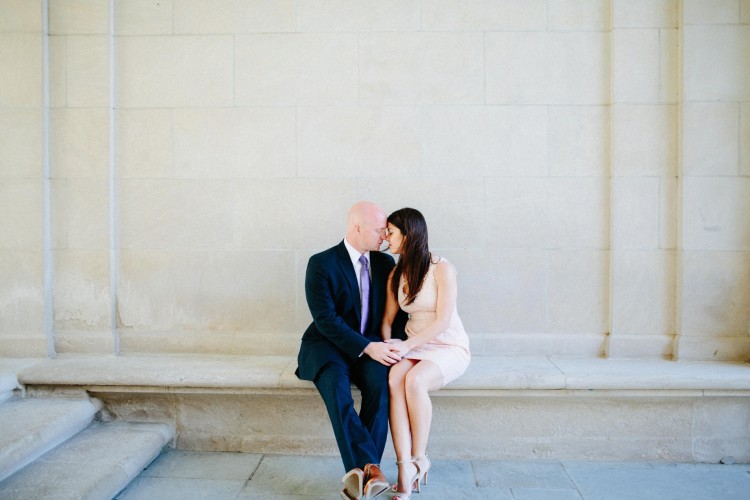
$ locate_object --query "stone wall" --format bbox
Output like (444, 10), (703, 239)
(0, 0), (748, 361)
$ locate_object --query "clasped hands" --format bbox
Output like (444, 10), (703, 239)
(364, 339), (410, 366)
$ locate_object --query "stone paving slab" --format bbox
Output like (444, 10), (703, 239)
(116, 450), (750, 500)
(0, 422), (173, 500)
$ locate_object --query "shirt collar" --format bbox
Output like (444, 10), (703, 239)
(344, 237), (369, 267)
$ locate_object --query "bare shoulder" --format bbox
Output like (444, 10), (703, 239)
(433, 257), (457, 280)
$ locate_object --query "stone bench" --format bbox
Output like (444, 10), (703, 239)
(12, 355), (750, 463)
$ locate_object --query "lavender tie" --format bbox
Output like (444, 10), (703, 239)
(359, 254), (370, 334)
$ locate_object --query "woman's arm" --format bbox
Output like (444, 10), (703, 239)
(381, 269), (399, 341)
(400, 261), (457, 352)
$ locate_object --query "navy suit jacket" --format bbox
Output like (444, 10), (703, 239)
(296, 240), (397, 381)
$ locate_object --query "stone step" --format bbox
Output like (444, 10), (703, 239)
(0, 421), (173, 499)
(0, 373), (18, 405)
(0, 397), (102, 482)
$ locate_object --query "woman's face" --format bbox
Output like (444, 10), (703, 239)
(385, 223), (405, 255)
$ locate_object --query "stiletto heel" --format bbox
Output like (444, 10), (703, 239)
(392, 459), (420, 500)
(412, 455), (431, 490)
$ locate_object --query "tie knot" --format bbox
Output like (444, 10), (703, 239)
(359, 254), (368, 267)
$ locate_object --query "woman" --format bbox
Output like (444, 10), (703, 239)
(381, 208), (471, 500)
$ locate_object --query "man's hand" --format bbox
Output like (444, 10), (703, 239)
(363, 342), (401, 366)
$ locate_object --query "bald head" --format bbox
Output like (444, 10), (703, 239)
(346, 201), (387, 253)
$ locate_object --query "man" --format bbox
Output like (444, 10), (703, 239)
(296, 201), (402, 499)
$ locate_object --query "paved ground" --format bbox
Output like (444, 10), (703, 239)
(116, 450), (750, 499)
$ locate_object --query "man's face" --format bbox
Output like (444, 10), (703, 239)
(358, 211), (388, 252)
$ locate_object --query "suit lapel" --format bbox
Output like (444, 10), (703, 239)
(335, 241), (361, 321)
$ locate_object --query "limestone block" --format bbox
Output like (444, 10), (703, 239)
(53, 250), (110, 332)
(172, 0), (296, 34)
(683, 0), (742, 24)
(684, 103), (740, 176)
(0, 34), (41, 106)
(49, 0), (109, 34)
(173, 107), (295, 179)
(547, 250), (609, 334)
(232, 0), (296, 33)
(117, 250), (297, 333)
(422, 106), (547, 178)
(444, 249), (548, 334)
(297, 0), (419, 32)
(118, 180), (233, 250)
(0, 180), (42, 250)
(295, 249), (315, 332)
(742, 103), (750, 176)
(116, 109), (173, 179)
(607, 334), (674, 359)
(612, 177), (660, 249)
(677, 335), (750, 362)
(683, 177), (750, 251)
(117, 36), (233, 108)
(50, 179), (67, 249)
(48, 36), (66, 107)
(0, 0), (41, 32)
(174, 0), (233, 33)
(548, 0), (610, 31)
(0, 250), (44, 333)
(470, 332), (605, 358)
(611, 250), (676, 335)
(680, 251), (750, 337)
(234, 34), (357, 106)
(233, 178), (356, 250)
(359, 32), (483, 105)
(119, 331), (301, 356)
(422, 0), (547, 31)
(63, 178), (109, 249)
(66, 35), (109, 108)
(612, 104), (677, 176)
(297, 106), (421, 178)
(684, 25), (749, 102)
(612, 0), (678, 28)
(50, 108), (109, 178)
(114, 0), (173, 35)
(743, 0), (750, 23)
(358, 178), (485, 250)
(486, 177), (609, 249)
(548, 106), (609, 177)
(54, 331), (114, 354)
(613, 29), (660, 103)
(692, 397), (750, 462)
(0, 108), (42, 178)
(486, 32), (609, 105)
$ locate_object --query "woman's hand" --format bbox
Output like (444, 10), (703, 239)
(385, 338), (411, 357)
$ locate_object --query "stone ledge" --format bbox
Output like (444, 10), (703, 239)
(11, 355), (750, 394)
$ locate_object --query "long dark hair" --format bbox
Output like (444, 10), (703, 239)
(388, 208), (431, 305)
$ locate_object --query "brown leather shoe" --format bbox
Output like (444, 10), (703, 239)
(341, 468), (364, 499)
(362, 463), (389, 499)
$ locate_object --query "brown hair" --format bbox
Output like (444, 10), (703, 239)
(388, 208), (431, 305)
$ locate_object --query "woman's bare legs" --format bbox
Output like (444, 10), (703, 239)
(389, 358), (444, 494)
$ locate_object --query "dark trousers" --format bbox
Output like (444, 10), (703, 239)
(314, 356), (390, 472)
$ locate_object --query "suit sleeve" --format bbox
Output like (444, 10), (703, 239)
(305, 256), (371, 359)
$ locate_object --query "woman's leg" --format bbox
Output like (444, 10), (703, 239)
(403, 360), (444, 460)
(389, 358), (418, 492)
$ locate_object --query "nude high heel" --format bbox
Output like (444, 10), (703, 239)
(413, 455), (430, 489)
(392, 459), (420, 500)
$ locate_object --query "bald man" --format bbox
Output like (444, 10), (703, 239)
(296, 201), (402, 499)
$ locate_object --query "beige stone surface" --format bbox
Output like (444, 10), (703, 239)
(0, 33), (42, 107)
(0, 0), (42, 32)
(682, 178), (750, 251)
(234, 34), (357, 106)
(547, 106), (609, 177)
(0, 108), (42, 178)
(613, 0), (678, 28)
(0, 251), (44, 334)
(683, 103), (741, 176)
(422, 0), (547, 31)
(49, 0), (109, 34)
(359, 32), (484, 105)
(53, 250), (110, 333)
(50, 108), (109, 178)
(65, 35), (109, 108)
(114, 0), (172, 35)
(683, 25), (749, 101)
(613, 29), (661, 103)
(549, 0), (610, 31)
(486, 32), (609, 105)
(612, 104), (678, 176)
(297, 0), (420, 32)
(116, 36), (233, 108)
(0, 180), (42, 250)
(115, 109), (173, 179)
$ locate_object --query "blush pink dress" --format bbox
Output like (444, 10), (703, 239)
(398, 257), (471, 386)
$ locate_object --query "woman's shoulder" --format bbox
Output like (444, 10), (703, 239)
(431, 256), (456, 277)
